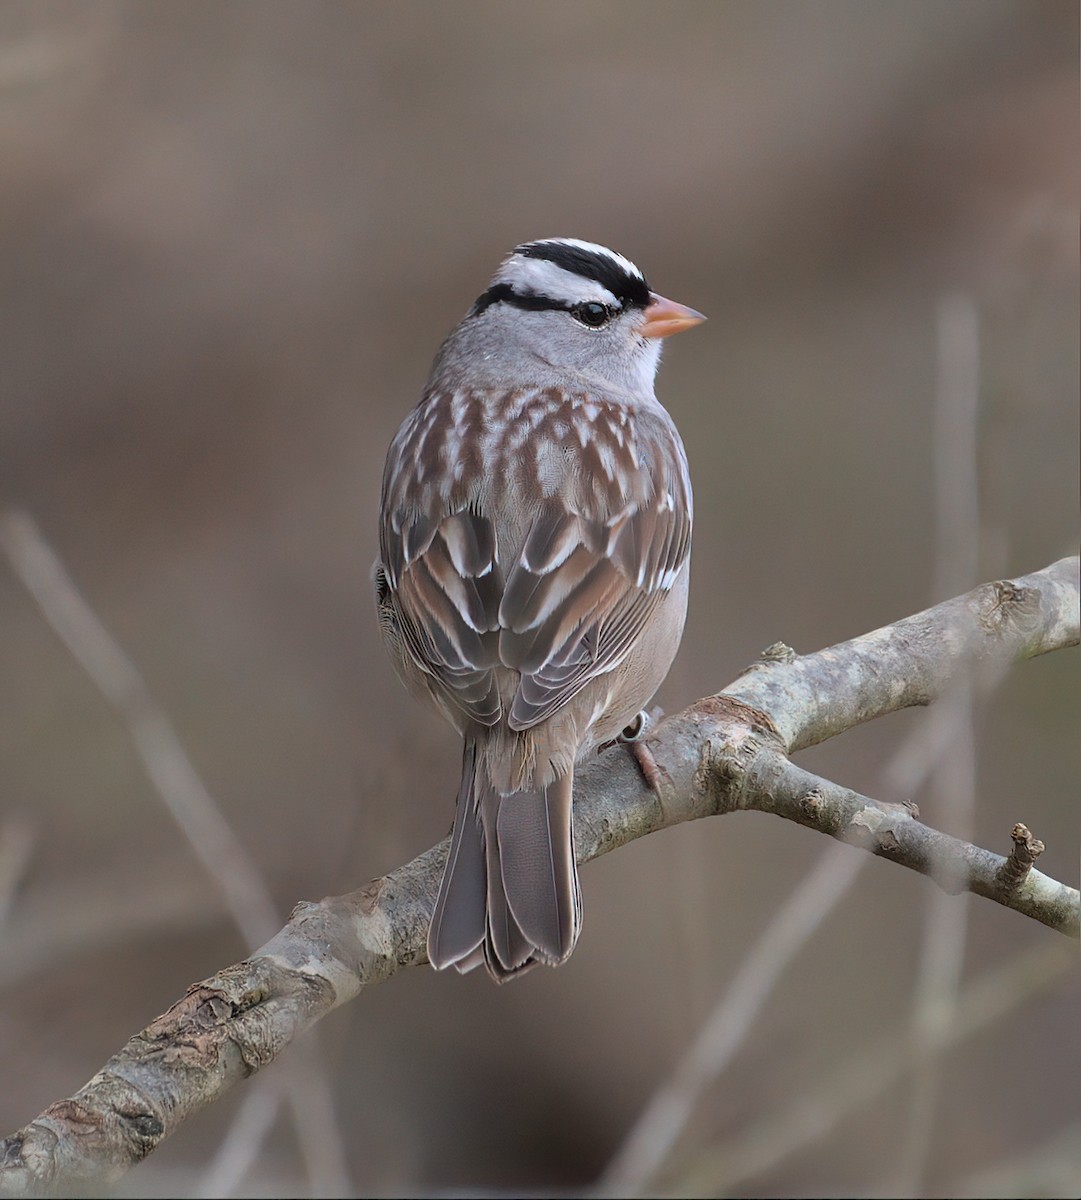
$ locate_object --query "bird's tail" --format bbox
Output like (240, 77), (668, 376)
(427, 740), (581, 982)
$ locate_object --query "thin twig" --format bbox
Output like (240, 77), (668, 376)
(0, 874), (220, 990)
(949, 1121), (1081, 1199)
(0, 813), (36, 931)
(896, 687), (975, 1197)
(0, 511), (352, 1198)
(595, 841), (865, 1196)
(0, 556), (1076, 1196)
(195, 1078), (283, 1200)
(661, 942), (1075, 1197)
(598, 624), (999, 1195)
(0, 511), (277, 947)
(895, 292), (982, 1196)
(997, 823), (1046, 889)
(931, 292), (981, 603)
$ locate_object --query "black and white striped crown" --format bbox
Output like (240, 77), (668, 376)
(472, 238), (652, 317)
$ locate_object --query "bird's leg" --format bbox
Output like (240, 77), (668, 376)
(609, 707), (664, 792)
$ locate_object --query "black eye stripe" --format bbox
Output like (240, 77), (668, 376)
(471, 283), (620, 320)
(472, 284), (563, 314)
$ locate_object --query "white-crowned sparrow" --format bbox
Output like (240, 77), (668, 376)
(375, 238), (703, 981)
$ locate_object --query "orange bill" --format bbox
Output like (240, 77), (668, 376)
(640, 293), (707, 339)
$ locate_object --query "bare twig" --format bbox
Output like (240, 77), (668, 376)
(0, 511), (277, 947)
(998, 823), (1046, 889)
(931, 291), (981, 603)
(195, 1078), (283, 1200)
(0, 874), (220, 991)
(950, 1121), (1081, 1199)
(896, 680), (975, 1197)
(0, 814), (35, 932)
(742, 754), (1077, 933)
(661, 942), (1075, 1197)
(601, 299), (993, 1192)
(0, 555), (1076, 1196)
(595, 841), (865, 1196)
(721, 560), (1078, 754)
(895, 291), (982, 1197)
(0, 512), (352, 1198)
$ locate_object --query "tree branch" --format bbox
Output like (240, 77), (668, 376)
(1, 557), (1078, 1196)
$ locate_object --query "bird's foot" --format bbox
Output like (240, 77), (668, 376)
(612, 708), (664, 792)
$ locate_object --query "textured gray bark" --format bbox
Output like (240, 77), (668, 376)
(1, 557), (1077, 1197)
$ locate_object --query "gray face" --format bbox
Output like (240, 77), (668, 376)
(429, 239), (665, 400)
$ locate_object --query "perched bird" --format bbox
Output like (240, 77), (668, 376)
(375, 238), (703, 981)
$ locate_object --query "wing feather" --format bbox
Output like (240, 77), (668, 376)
(377, 389), (691, 735)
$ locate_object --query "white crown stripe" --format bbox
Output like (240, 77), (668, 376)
(492, 257), (621, 308)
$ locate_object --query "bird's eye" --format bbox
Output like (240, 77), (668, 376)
(572, 302), (612, 328)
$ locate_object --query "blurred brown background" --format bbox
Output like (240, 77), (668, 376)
(1, 2), (1078, 1196)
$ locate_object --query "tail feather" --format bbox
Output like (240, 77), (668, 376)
(495, 774), (578, 962)
(428, 740), (582, 982)
(427, 742), (486, 970)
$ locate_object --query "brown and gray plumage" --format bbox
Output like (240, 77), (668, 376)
(375, 238), (703, 981)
